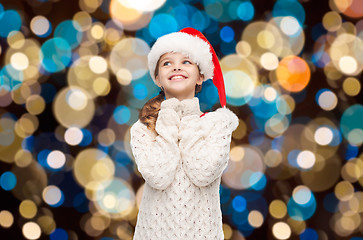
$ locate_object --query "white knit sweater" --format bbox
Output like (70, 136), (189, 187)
(130, 97), (239, 240)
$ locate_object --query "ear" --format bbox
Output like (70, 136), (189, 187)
(197, 74), (204, 85)
(155, 75), (161, 88)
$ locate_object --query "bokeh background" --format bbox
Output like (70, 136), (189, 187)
(0, 0), (363, 239)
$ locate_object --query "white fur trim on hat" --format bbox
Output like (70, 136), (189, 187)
(147, 32), (214, 85)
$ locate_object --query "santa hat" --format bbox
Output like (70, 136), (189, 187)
(147, 27), (226, 108)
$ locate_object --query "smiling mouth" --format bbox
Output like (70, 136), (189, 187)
(169, 75), (187, 81)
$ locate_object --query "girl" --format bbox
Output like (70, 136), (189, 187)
(130, 28), (239, 240)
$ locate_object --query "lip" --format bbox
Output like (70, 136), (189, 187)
(169, 74), (187, 81)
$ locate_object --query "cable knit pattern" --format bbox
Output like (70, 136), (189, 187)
(130, 97), (239, 240)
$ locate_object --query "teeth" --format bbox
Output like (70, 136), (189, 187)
(171, 76), (185, 80)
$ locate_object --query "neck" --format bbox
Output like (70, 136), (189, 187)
(165, 93), (196, 102)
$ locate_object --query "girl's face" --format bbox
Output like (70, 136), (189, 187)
(155, 52), (203, 101)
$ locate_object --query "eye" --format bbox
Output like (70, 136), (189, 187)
(162, 61), (171, 66)
(183, 60), (192, 64)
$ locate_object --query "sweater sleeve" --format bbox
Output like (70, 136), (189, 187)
(130, 104), (181, 190)
(179, 107), (239, 187)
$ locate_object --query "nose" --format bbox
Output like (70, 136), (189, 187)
(173, 67), (181, 71)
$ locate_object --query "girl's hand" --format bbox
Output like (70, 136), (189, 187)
(160, 97), (182, 118)
(180, 97), (200, 117)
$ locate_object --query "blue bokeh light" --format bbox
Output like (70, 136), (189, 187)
(0, 10), (22, 38)
(299, 228), (318, 240)
(345, 144), (359, 160)
(50, 228), (68, 240)
(148, 14), (178, 39)
(272, 0), (305, 25)
(340, 104), (363, 146)
(40, 37), (72, 73)
(54, 20), (82, 49)
(133, 83), (148, 100)
(220, 26), (234, 43)
(0, 65), (24, 91)
(0, 171), (17, 191)
(237, 1), (254, 21)
(249, 172), (267, 191)
(287, 191), (316, 221)
(232, 195), (247, 212)
(113, 105), (131, 125)
(79, 128), (92, 147)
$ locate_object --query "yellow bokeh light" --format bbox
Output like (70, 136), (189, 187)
(119, 0), (166, 12)
(222, 224), (233, 239)
(318, 90), (337, 111)
(14, 149), (33, 168)
(343, 77), (361, 96)
(116, 68), (133, 86)
(231, 119), (246, 140)
(47, 150), (66, 169)
(89, 56), (108, 74)
(64, 127), (83, 146)
(73, 11), (92, 32)
(104, 28), (123, 46)
(277, 95), (295, 115)
(0, 210), (14, 228)
(16, 113), (39, 137)
(264, 149), (282, 167)
(79, 0), (103, 13)
(103, 193), (117, 209)
(22, 222), (41, 240)
(236, 41), (251, 57)
(264, 86), (278, 102)
(19, 200), (37, 219)
(109, 37), (150, 81)
(25, 95), (46, 115)
(7, 31), (25, 49)
(341, 161), (362, 183)
(260, 52), (279, 70)
(53, 87), (95, 128)
(335, 181), (354, 201)
(269, 200), (287, 219)
(90, 214), (110, 231)
(109, 0), (153, 31)
(323, 11), (342, 32)
(10, 52), (29, 71)
(292, 185), (312, 205)
(36, 216), (56, 235)
(339, 56), (358, 75)
(280, 16), (301, 36)
(230, 146), (245, 162)
(297, 150), (316, 169)
(257, 30), (275, 49)
(248, 210), (264, 228)
(272, 222), (291, 240)
(74, 148), (115, 187)
(90, 23), (105, 41)
(97, 128), (116, 146)
(42, 185), (62, 206)
(30, 16), (50, 36)
(314, 126), (333, 146)
(93, 77), (111, 96)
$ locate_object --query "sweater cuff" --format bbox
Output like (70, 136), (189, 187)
(180, 97), (200, 117)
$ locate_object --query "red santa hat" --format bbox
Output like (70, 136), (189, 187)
(147, 27), (226, 108)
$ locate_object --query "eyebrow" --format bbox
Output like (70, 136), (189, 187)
(159, 56), (192, 62)
(160, 57), (171, 62)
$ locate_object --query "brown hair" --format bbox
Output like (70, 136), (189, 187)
(139, 59), (203, 134)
